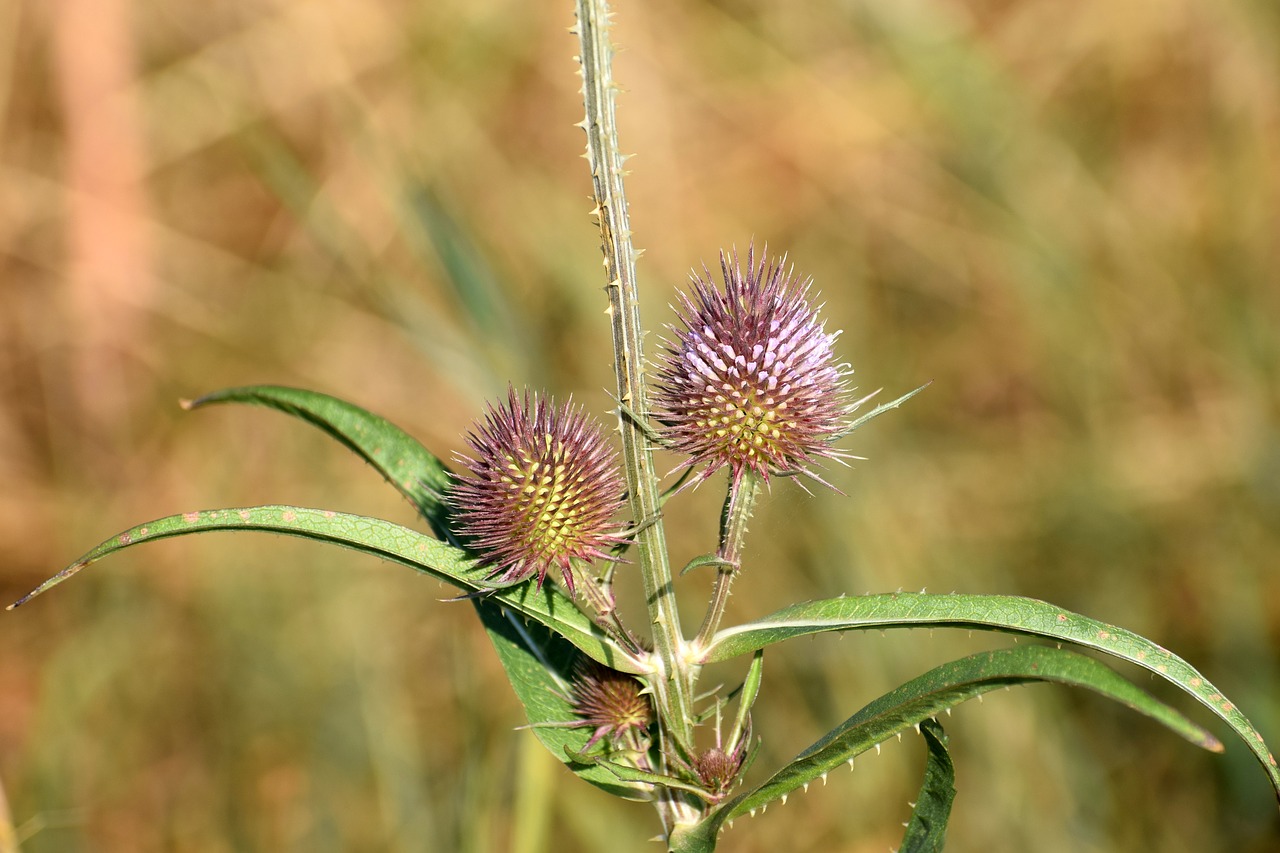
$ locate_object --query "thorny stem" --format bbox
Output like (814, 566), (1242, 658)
(573, 0), (695, 750)
(694, 470), (761, 649)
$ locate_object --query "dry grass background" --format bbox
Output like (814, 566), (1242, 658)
(1, 0), (1279, 850)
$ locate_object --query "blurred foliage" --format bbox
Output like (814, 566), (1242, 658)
(1, 0), (1278, 850)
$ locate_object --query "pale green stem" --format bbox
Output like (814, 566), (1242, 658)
(568, 560), (645, 657)
(573, 0), (694, 749)
(694, 470), (761, 650)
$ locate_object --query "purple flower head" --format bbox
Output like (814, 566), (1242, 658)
(450, 388), (626, 594)
(688, 713), (753, 801)
(693, 743), (748, 800)
(570, 659), (653, 751)
(653, 246), (851, 488)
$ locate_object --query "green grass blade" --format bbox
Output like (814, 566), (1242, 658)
(473, 600), (653, 800)
(7, 505), (640, 672)
(0, 772), (14, 853)
(707, 645), (1217, 835)
(901, 718), (955, 853)
(701, 592), (1280, 803)
(184, 385), (454, 538)
(406, 188), (534, 366)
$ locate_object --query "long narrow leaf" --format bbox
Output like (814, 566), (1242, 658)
(703, 645), (1219, 837)
(574, 756), (710, 800)
(701, 592), (1280, 802)
(7, 505), (641, 673)
(900, 718), (955, 853)
(184, 385), (454, 537)
(182, 386), (648, 665)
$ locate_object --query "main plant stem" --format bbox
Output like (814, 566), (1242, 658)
(573, 0), (694, 749)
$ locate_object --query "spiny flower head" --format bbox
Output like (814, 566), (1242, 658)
(693, 745), (746, 799)
(689, 714), (753, 801)
(450, 388), (626, 594)
(570, 659), (654, 751)
(653, 246), (850, 488)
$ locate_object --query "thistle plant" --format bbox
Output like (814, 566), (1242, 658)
(9, 1), (1280, 851)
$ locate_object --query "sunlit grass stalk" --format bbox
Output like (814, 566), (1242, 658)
(572, 0), (694, 750)
(0, 777), (15, 853)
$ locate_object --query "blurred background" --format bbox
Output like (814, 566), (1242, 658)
(2, 0), (1278, 850)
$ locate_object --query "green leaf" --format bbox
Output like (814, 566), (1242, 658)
(7, 505), (641, 673)
(184, 385), (454, 538)
(180, 386), (647, 665)
(701, 592), (1280, 802)
(473, 599), (652, 800)
(728, 650), (765, 751)
(900, 718), (955, 853)
(572, 754), (711, 800)
(680, 554), (733, 576)
(665, 822), (717, 853)
(703, 645), (1217, 837)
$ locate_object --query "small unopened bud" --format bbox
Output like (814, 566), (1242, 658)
(694, 747), (743, 795)
(570, 660), (653, 750)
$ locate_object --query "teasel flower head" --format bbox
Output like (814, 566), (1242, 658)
(569, 659), (654, 751)
(450, 388), (626, 594)
(653, 246), (851, 489)
(691, 715), (753, 801)
(693, 746), (745, 800)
